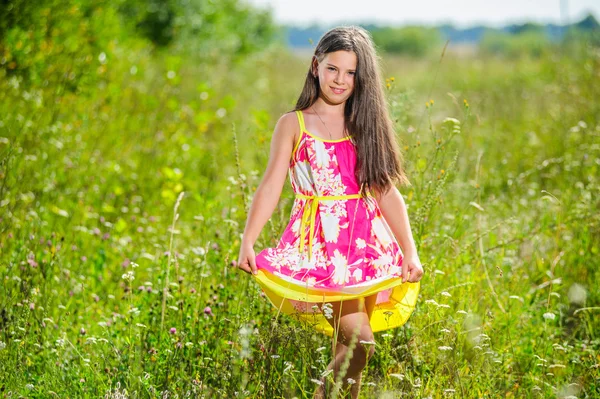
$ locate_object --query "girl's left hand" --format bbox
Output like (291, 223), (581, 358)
(402, 254), (424, 283)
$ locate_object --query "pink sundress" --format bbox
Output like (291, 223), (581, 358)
(252, 110), (420, 337)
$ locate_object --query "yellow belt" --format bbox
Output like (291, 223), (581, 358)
(296, 193), (363, 261)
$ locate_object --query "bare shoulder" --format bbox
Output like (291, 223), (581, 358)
(272, 111), (300, 147)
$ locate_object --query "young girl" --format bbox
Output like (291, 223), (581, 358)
(237, 26), (424, 398)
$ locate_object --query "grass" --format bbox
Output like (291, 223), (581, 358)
(0, 38), (599, 398)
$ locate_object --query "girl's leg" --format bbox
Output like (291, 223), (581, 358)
(313, 297), (376, 399)
(348, 293), (378, 397)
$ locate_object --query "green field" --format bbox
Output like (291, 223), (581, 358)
(1, 3), (599, 398)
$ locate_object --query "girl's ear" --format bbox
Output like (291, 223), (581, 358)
(311, 56), (319, 78)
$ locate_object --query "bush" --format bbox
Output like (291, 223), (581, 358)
(371, 26), (442, 57)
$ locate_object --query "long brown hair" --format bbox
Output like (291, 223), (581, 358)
(295, 26), (410, 197)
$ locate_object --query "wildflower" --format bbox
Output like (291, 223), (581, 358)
(80, 328), (86, 335)
(359, 340), (376, 347)
(0, 341), (5, 350)
(425, 299), (439, 307)
(204, 306), (213, 316)
(169, 327), (177, 334)
(322, 303), (333, 320)
(122, 271), (134, 281)
(390, 77), (395, 81)
(347, 378), (356, 385)
(543, 312), (556, 320)
(438, 346), (453, 351)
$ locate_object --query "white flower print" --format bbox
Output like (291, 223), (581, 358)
(372, 216), (393, 248)
(321, 212), (341, 243)
(291, 218), (301, 235)
(352, 268), (363, 282)
(373, 252), (402, 278)
(313, 140), (330, 167)
(331, 249), (350, 285)
(372, 252), (394, 269)
(355, 238), (366, 249)
(294, 161), (314, 192)
(297, 254), (317, 272)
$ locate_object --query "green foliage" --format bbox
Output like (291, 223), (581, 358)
(371, 26), (442, 56)
(118, 0), (278, 54)
(0, 0), (129, 90)
(0, 0), (278, 92)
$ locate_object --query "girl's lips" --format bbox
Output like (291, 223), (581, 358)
(330, 87), (345, 94)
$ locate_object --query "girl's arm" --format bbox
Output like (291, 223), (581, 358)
(375, 186), (424, 282)
(237, 112), (298, 274)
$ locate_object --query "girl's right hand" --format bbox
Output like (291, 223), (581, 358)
(237, 244), (258, 275)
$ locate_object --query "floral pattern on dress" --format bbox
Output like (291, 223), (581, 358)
(255, 111), (405, 294)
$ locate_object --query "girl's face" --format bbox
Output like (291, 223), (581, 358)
(313, 50), (357, 106)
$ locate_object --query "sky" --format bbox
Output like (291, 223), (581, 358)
(245, 0), (600, 28)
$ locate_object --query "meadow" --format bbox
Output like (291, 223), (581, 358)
(0, 9), (599, 398)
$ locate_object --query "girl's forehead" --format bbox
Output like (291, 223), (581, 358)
(322, 50), (357, 68)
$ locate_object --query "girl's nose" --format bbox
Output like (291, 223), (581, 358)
(334, 72), (343, 85)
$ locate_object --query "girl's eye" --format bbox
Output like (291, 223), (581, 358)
(327, 67), (336, 71)
(348, 71), (355, 76)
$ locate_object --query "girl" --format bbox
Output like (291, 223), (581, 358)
(237, 26), (424, 398)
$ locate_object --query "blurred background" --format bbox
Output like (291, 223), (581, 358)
(0, 1), (599, 397)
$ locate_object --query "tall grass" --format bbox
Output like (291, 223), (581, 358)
(0, 36), (599, 397)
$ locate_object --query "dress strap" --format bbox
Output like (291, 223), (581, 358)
(295, 110), (306, 133)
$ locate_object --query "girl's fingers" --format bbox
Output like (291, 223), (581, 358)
(249, 254), (258, 275)
(402, 261), (408, 282)
(237, 259), (252, 274)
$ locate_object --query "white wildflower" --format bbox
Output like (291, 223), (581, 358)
(122, 271), (134, 281)
(322, 303), (334, 320)
(543, 312), (556, 320)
